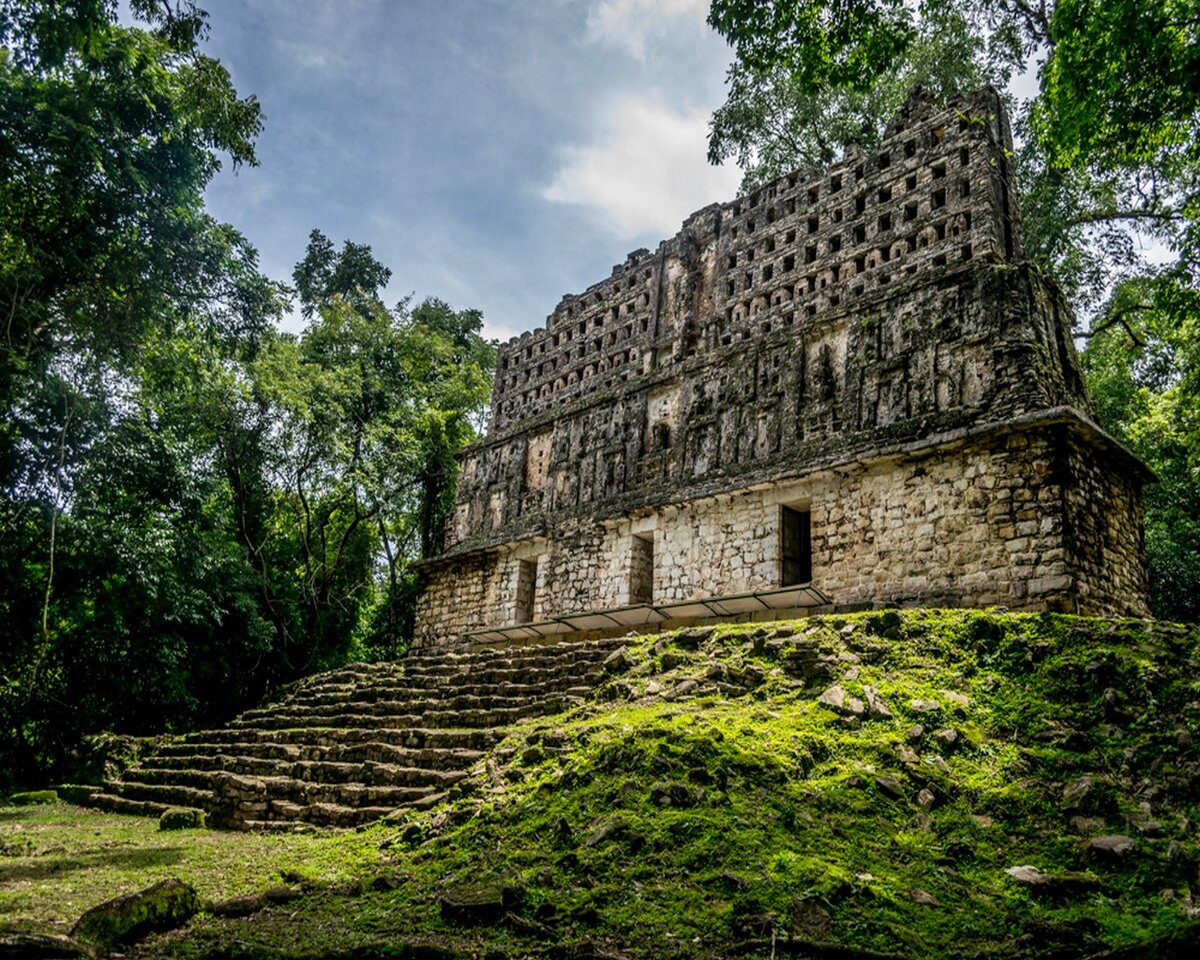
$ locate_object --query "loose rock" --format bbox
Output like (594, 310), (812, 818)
(71, 878), (200, 949)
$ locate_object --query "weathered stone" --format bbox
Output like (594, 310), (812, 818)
(817, 684), (862, 716)
(791, 899), (833, 940)
(583, 817), (643, 850)
(0, 933), (93, 959)
(876, 775), (907, 801)
(1004, 865), (1100, 898)
(1085, 834), (1136, 859)
(910, 889), (940, 906)
(439, 884), (513, 926)
(5, 789), (58, 806)
(909, 699), (942, 714)
(863, 685), (893, 718)
(1062, 775), (1095, 811)
(71, 878), (200, 949)
(603, 646), (632, 673)
(209, 885), (301, 917)
(413, 89), (1151, 653)
(933, 728), (959, 748)
(939, 690), (971, 710)
(158, 807), (204, 831)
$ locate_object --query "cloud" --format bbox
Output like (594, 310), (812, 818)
(586, 0), (710, 60)
(542, 93), (742, 240)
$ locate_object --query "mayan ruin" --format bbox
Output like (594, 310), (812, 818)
(414, 89), (1153, 652)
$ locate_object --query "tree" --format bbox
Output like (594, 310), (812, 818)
(0, 5), (497, 788)
(0, 0), (284, 785)
(708, 2), (1021, 188)
(1080, 281), (1200, 621)
(707, 0), (1200, 290)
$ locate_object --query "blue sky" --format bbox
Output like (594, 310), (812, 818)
(198, 0), (741, 340)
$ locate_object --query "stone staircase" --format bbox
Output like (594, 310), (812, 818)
(84, 637), (625, 830)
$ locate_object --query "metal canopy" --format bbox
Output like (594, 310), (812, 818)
(465, 583), (830, 644)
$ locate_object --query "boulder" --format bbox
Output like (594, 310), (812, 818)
(1085, 835), (1136, 860)
(603, 646), (632, 673)
(5, 790), (57, 806)
(818, 684), (864, 716)
(158, 807), (205, 831)
(71, 878), (200, 949)
(0, 932), (93, 958)
(863, 685), (893, 718)
(209, 885), (302, 917)
(439, 884), (519, 926)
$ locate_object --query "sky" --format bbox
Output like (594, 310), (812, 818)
(198, 0), (742, 341)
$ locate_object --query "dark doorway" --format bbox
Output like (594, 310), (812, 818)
(515, 558), (537, 623)
(630, 534), (654, 605)
(781, 506), (812, 585)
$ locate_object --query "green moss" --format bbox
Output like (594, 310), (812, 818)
(158, 808), (206, 831)
(54, 784), (100, 805)
(5, 611), (1200, 960)
(5, 789), (58, 806)
(72, 878), (200, 948)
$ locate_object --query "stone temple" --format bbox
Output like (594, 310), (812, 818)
(414, 89), (1151, 653)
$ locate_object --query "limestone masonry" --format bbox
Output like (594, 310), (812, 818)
(414, 89), (1152, 652)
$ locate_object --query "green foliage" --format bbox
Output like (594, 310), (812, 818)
(708, 2), (1019, 188)
(0, 4), (494, 788)
(158, 807), (205, 831)
(6, 612), (1197, 959)
(1081, 280), (1200, 621)
(5, 789), (56, 805)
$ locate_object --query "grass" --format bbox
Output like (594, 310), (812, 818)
(0, 803), (386, 934)
(2, 609), (1199, 958)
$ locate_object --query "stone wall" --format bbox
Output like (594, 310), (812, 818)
(414, 419), (1152, 649)
(412, 87), (1152, 652)
(448, 260), (1091, 554)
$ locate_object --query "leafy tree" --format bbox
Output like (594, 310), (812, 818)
(709, 2), (1021, 188)
(0, 5), (496, 788)
(292, 228), (394, 320)
(0, 0), (284, 785)
(1080, 281), (1200, 621)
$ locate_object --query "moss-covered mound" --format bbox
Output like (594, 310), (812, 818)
(21, 611), (1200, 958)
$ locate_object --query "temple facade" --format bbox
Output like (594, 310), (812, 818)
(413, 89), (1151, 652)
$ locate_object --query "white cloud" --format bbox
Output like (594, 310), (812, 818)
(542, 93), (743, 240)
(586, 0), (710, 60)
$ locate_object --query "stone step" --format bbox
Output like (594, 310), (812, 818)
(228, 700), (568, 732)
(85, 792), (171, 818)
(135, 758), (466, 789)
(283, 649), (609, 696)
(291, 673), (603, 707)
(94, 636), (623, 829)
(294, 663), (606, 699)
(155, 740), (484, 771)
(212, 772), (434, 809)
(237, 689), (576, 723)
(105, 779), (213, 808)
(265, 801), (396, 829)
(178, 726), (504, 751)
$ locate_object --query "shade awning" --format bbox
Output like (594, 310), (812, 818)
(465, 582), (830, 644)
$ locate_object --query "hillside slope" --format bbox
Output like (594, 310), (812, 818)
(10, 610), (1200, 959)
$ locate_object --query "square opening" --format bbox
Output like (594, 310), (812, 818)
(630, 534), (654, 605)
(514, 559), (537, 624)
(781, 506), (812, 586)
